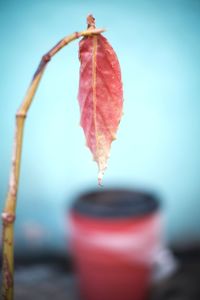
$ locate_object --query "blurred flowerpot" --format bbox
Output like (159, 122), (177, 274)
(69, 189), (161, 300)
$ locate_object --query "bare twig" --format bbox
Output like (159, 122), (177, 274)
(1, 16), (104, 300)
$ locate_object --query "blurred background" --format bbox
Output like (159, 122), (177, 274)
(0, 1), (200, 298)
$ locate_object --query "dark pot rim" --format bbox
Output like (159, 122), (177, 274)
(71, 188), (160, 219)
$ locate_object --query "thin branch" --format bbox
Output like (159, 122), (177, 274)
(1, 19), (104, 300)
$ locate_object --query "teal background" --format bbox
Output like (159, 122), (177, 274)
(0, 0), (200, 253)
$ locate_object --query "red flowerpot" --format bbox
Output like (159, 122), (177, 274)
(69, 189), (161, 300)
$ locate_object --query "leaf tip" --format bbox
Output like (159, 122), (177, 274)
(98, 172), (104, 187)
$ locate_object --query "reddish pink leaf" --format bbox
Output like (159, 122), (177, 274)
(78, 34), (123, 184)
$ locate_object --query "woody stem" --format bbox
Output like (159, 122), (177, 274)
(1, 25), (104, 300)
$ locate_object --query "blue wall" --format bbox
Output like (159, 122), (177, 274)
(1, 0), (200, 252)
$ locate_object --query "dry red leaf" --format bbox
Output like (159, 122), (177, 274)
(78, 34), (123, 185)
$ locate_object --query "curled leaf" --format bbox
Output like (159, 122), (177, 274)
(78, 33), (123, 184)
